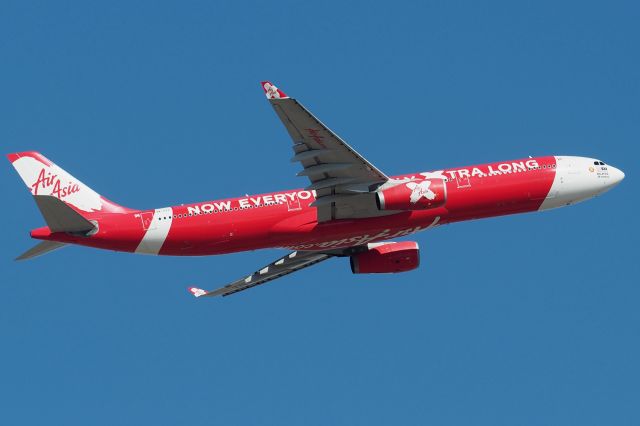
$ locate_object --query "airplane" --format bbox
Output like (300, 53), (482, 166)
(7, 81), (625, 298)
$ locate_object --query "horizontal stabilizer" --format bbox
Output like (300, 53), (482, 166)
(34, 195), (96, 233)
(16, 240), (67, 261)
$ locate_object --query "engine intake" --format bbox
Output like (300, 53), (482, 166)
(376, 178), (446, 211)
(350, 241), (420, 274)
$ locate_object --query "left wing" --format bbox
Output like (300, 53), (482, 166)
(262, 81), (392, 221)
(188, 251), (333, 298)
(15, 240), (67, 261)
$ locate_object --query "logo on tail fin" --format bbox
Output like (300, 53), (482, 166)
(10, 153), (104, 212)
(31, 168), (81, 198)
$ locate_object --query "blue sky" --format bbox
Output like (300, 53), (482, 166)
(1, 1), (638, 424)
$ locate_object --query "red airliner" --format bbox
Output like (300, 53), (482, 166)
(8, 82), (624, 297)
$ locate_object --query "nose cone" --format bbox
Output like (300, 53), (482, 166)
(608, 166), (625, 186)
(541, 156), (624, 210)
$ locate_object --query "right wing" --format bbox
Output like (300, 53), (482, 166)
(188, 250), (333, 298)
(262, 81), (391, 222)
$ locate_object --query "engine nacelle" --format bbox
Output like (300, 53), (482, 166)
(376, 178), (446, 210)
(350, 241), (420, 274)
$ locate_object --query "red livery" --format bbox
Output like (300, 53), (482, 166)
(8, 82), (625, 298)
(350, 241), (420, 274)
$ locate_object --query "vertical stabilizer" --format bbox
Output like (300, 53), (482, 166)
(7, 151), (131, 215)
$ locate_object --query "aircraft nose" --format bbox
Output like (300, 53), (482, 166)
(608, 166), (625, 185)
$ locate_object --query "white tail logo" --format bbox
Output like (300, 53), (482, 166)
(11, 155), (104, 212)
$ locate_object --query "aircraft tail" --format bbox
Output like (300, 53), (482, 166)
(7, 151), (131, 217)
(8, 151), (134, 260)
(12, 195), (94, 261)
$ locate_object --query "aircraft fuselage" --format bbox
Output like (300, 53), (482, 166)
(31, 155), (624, 256)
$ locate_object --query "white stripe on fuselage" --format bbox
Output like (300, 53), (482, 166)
(539, 156), (563, 211)
(135, 207), (173, 255)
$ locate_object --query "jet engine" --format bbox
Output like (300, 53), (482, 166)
(376, 179), (446, 211)
(350, 241), (420, 274)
